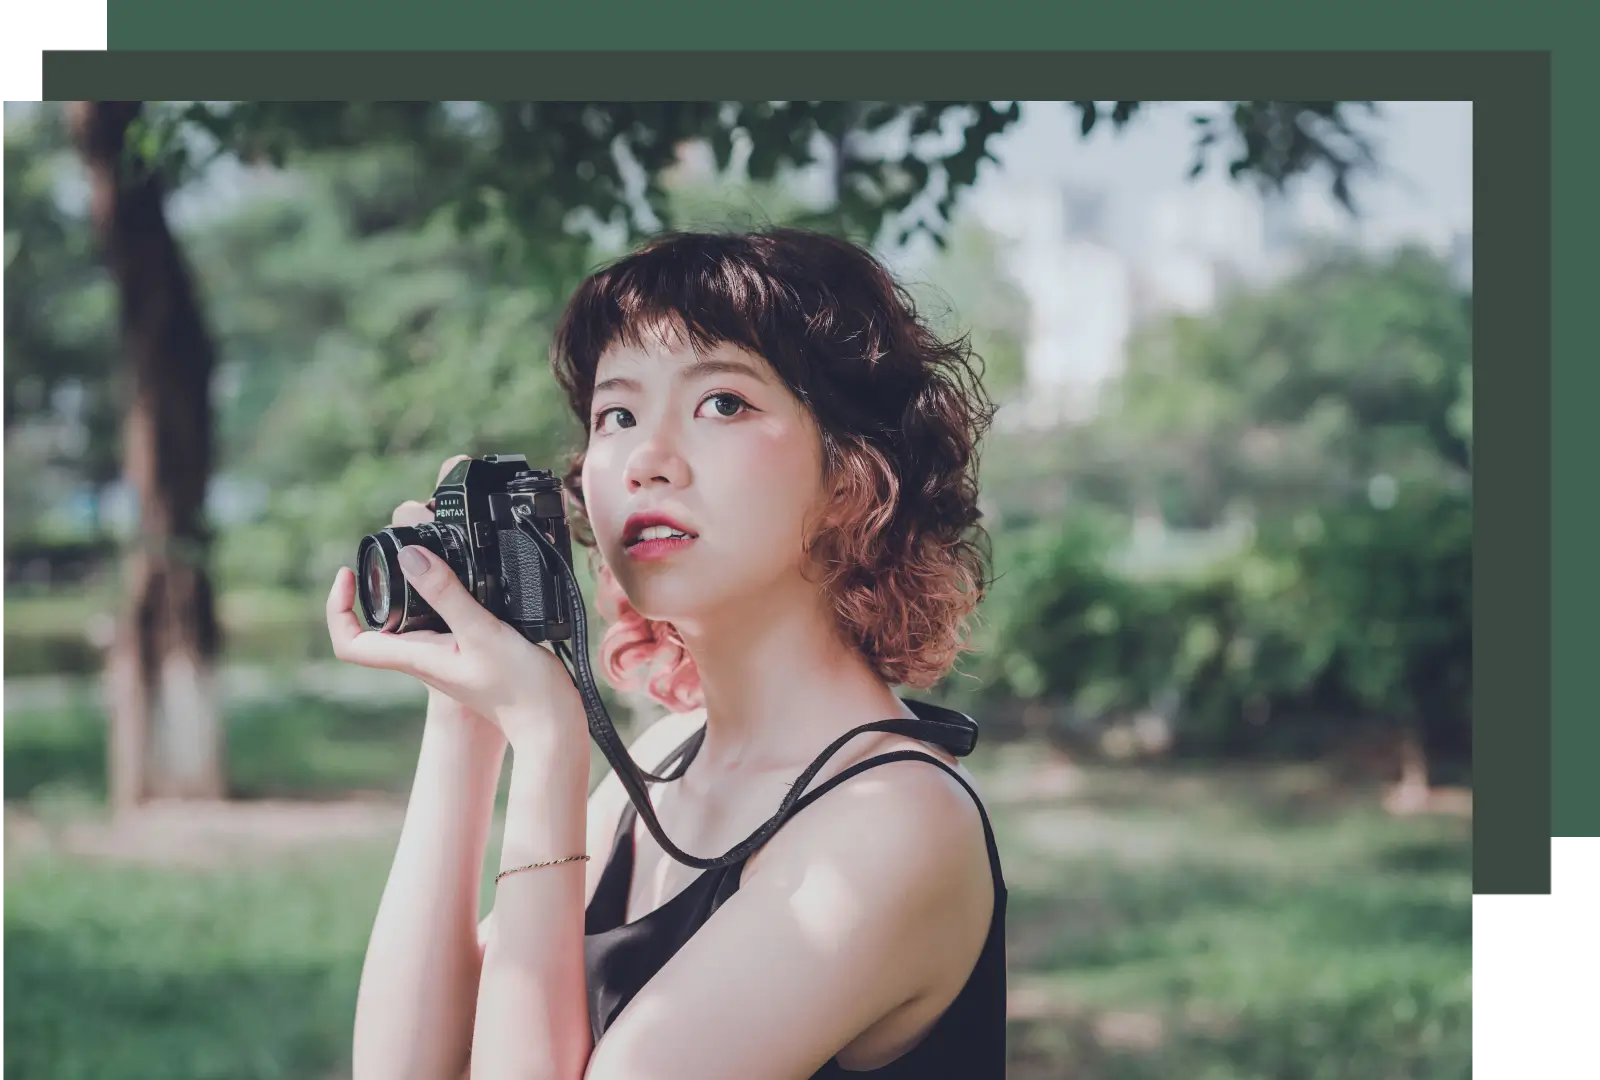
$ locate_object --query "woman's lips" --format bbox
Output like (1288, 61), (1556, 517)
(624, 535), (697, 562)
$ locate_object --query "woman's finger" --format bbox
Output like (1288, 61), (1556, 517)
(390, 500), (434, 528)
(393, 546), (500, 646)
(335, 630), (456, 683)
(325, 570), (452, 647)
(325, 567), (456, 683)
(326, 565), (361, 631)
(436, 454), (471, 485)
(394, 629), (452, 646)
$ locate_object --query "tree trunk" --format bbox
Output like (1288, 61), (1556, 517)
(1383, 722), (1433, 817)
(69, 101), (226, 811)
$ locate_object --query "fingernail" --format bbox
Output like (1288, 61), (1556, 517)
(397, 546), (431, 579)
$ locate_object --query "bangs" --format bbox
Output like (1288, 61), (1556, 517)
(551, 233), (796, 414)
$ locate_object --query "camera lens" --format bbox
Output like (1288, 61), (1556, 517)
(355, 532), (405, 632)
(361, 544), (391, 624)
(354, 522), (476, 633)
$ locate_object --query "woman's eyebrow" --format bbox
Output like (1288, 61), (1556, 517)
(679, 357), (771, 385)
(594, 357), (770, 398)
(592, 375), (641, 396)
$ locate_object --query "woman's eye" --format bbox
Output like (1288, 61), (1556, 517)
(698, 393), (750, 419)
(593, 407), (635, 433)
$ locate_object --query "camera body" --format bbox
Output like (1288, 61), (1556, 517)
(356, 453), (574, 643)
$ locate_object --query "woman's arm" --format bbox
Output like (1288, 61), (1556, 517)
(471, 717), (595, 1080)
(351, 691), (508, 1080)
(350, 456), (508, 1079)
(326, 533), (700, 1080)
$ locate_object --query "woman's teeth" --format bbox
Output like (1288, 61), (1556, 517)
(632, 525), (691, 544)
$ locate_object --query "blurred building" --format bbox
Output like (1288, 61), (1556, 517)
(982, 183), (1131, 426)
(981, 170), (1280, 427)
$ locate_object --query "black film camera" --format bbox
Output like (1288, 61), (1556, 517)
(355, 453), (574, 643)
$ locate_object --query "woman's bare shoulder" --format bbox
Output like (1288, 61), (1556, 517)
(735, 745), (996, 1010)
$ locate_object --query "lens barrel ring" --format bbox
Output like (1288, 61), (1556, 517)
(355, 521), (476, 634)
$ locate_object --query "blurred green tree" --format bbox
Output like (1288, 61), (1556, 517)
(186, 144), (583, 590)
(955, 244), (1471, 791)
(1109, 243), (1471, 526)
(3, 105), (121, 539)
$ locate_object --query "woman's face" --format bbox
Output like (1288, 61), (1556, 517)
(580, 331), (828, 625)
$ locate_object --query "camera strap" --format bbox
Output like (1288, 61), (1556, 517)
(511, 509), (979, 871)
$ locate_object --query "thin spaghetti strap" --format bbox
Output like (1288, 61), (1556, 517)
(786, 750), (1006, 883)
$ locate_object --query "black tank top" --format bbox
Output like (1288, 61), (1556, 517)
(583, 722), (1009, 1078)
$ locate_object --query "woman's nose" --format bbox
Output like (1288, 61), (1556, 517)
(623, 430), (688, 491)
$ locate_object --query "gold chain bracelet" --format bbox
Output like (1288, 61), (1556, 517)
(495, 855), (590, 884)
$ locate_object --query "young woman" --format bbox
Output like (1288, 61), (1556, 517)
(328, 228), (1008, 1080)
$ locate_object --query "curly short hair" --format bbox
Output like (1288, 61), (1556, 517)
(549, 227), (996, 711)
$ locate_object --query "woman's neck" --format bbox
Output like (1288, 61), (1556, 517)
(670, 580), (911, 778)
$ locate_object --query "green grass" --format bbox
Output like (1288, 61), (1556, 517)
(3, 702), (1471, 1080)
(5, 692), (427, 804)
(5, 844), (393, 1080)
(994, 758), (1472, 1080)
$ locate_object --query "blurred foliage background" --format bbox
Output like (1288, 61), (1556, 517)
(4, 100), (1469, 1080)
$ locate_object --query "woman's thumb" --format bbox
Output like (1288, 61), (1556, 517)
(398, 546), (435, 581)
(398, 546), (486, 634)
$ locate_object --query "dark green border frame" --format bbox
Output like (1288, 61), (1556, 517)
(76, 0), (1600, 55)
(46, 50), (1495, 99)
(36, 50), (1558, 893)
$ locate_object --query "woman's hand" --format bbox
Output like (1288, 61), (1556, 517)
(325, 457), (588, 751)
(384, 458), (503, 739)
